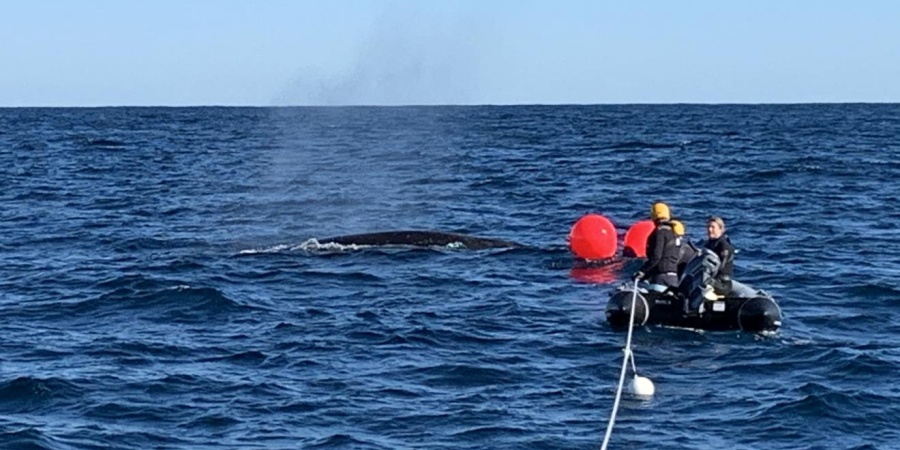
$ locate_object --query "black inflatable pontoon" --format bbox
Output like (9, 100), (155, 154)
(606, 250), (782, 332)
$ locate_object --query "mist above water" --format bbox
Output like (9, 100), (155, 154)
(277, 4), (489, 106)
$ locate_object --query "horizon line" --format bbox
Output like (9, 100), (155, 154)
(1, 101), (899, 108)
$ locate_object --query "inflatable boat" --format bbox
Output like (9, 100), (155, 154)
(605, 250), (782, 332)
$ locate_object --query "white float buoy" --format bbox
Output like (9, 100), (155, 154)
(629, 375), (655, 397)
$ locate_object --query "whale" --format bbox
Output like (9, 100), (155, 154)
(315, 230), (524, 249)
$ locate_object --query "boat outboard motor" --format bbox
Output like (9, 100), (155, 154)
(678, 249), (721, 314)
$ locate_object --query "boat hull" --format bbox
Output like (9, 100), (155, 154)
(605, 284), (782, 332)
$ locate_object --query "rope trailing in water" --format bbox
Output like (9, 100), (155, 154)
(600, 279), (641, 450)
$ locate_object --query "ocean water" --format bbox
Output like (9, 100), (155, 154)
(1, 104), (898, 449)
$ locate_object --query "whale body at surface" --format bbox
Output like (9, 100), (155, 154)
(315, 230), (524, 249)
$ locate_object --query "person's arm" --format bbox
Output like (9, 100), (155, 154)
(717, 241), (734, 278)
(639, 232), (662, 275)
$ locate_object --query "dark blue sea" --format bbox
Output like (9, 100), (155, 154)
(1, 105), (898, 449)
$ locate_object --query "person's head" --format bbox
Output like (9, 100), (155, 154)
(650, 202), (670, 222)
(707, 216), (726, 240)
(671, 220), (685, 237)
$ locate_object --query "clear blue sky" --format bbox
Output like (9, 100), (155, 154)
(2, 0), (898, 106)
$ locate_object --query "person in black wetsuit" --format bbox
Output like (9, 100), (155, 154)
(632, 202), (680, 287)
(704, 216), (734, 296)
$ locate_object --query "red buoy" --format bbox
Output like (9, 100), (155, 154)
(623, 220), (655, 258)
(569, 214), (617, 260)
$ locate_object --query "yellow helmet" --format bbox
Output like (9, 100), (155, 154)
(651, 202), (670, 221)
(671, 220), (685, 236)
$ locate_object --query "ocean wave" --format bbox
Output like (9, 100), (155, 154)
(83, 138), (127, 149)
(177, 413), (242, 429)
(0, 427), (61, 450)
(0, 376), (82, 414)
(839, 282), (900, 300)
(413, 363), (523, 388)
(603, 140), (686, 150)
(752, 382), (894, 426)
(198, 350), (269, 365)
(60, 276), (250, 323)
(307, 433), (389, 450)
(450, 425), (530, 439)
(825, 352), (895, 378)
(83, 401), (173, 422)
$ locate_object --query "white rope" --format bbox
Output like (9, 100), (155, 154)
(600, 279), (640, 450)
